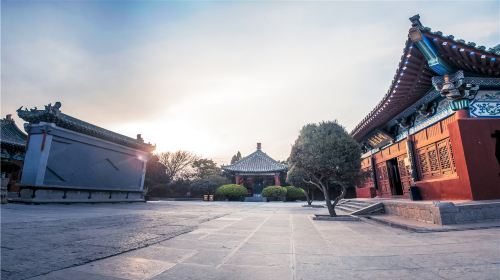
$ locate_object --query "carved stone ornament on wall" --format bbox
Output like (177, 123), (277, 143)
(470, 91), (500, 118)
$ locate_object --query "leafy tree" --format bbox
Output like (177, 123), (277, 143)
(289, 121), (361, 216)
(158, 151), (198, 182)
(286, 165), (315, 205)
(230, 151), (242, 164)
(144, 154), (169, 196)
(191, 174), (229, 195)
(190, 158), (229, 195)
(192, 158), (220, 179)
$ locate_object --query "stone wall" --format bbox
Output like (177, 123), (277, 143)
(383, 200), (500, 225)
(18, 122), (149, 203)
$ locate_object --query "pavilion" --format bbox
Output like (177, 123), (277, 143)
(352, 15), (500, 201)
(222, 143), (287, 197)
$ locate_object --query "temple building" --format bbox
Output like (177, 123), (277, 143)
(352, 15), (500, 201)
(1, 115), (27, 194)
(13, 102), (155, 203)
(222, 143), (287, 197)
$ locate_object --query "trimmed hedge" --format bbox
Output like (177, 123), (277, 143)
(215, 184), (248, 201)
(285, 186), (306, 201)
(262, 186), (287, 199)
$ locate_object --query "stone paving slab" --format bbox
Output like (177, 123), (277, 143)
(1, 202), (245, 280)
(2, 201), (500, 280)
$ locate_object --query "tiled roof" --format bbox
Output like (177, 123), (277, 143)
(350, 15), (500, 142)
(17, 102), (155, 152)
(1, 115), (27, 148)
(222, 149), (287, 173)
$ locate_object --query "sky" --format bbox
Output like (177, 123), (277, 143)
(1, 1), (499, 164)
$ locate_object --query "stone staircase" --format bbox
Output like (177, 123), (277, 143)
(336, 199), (384, 215)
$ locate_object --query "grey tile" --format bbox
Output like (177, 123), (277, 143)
(72, 256), (175, 280)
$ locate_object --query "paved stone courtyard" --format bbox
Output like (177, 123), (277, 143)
(1, 201), (499, 280)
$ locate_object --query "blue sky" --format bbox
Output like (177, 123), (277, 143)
(2, 1), (499, 163)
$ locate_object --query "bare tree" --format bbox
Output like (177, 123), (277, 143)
(157, 151), (198, 182)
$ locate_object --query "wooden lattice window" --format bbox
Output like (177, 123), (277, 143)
(428, 147), (440, 176)
(416, 138), (456, 180)
(417, 148), (430, 178)
(437, 139), (456, 175)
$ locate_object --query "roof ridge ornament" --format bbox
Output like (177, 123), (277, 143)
(409, 14), (422, 28)
(408, 16), (453, 75)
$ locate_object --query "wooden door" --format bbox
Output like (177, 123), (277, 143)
(397, 154), (411, 195)
(375, 162), (390, 196)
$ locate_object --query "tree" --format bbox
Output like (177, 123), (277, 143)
(289, 121), (361, 216)
(286, 165), (314, 206)
(143, 154), (169, 196)
(190, 174), (229, 195)
(190, 158), (229, 195)
(158, 151), (198, 182)
(230, 151), (242, 164)
(192, 158), (220, 179)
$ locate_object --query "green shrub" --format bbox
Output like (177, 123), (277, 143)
(285, 186), (306, 201)
(262, 186), (287, 198)
(215, 184), (248, 201)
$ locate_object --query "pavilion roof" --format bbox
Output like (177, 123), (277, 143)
(17, 102), (155, 152)
(350, 15), (500, 142)
(222, 145), (287, 174)
(1, 115), (27, 149)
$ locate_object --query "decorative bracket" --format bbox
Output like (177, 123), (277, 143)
(416, 101), (438, 117)
(432, 71), (479, 111)
(396, 114), (416, 130)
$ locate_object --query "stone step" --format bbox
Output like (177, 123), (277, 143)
(339, 201), (369, 208)
(337, 204), (364, 210)
(344, 200), (372, 207)
(335, 204), (363, 212)
(351, 202), (385, 216)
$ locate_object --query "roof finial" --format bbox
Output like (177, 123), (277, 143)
(409, 14), (422, 28)
(257, 142), (262, 150)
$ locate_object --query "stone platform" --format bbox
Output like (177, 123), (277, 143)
(345, 198), (500, 225)
(8, 185), (144, 203)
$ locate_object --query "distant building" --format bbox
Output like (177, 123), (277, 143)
(352, 15), (500, 200)
(13, 102), (155, 203)
(1, 114), (27, 193)
(222, 143), (287, 198)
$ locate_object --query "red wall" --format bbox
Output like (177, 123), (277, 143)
(455, 118), (500, 200)
(355, 186), (376, 198)
(356, 116), (500, 201)
(415, 117), (500, 200)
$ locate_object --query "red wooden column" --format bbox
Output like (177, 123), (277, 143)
(274, 174), (281, 186)
(235, 175), (241, 185)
